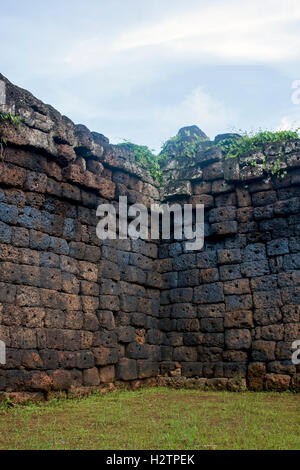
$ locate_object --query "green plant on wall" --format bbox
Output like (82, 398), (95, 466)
(0, 112), (21, 158)
(0, 112), (21, 127)
(216, 129), (299, 179)
(217, 130), (299, 159)
(118, 129), (299, 182)
(250, 156), (288, 179)
(160, 130), (209, 159)
(118, 140), (164, 183)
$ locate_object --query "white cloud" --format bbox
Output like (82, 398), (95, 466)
(61, 0), (300, 83)
(113, 0), (300, 64)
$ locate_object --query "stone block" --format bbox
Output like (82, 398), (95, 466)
(171, 303), (197, 319)
(99, 365), (115, 383)
(252, 341), (275, 361)
(217, 249), (241, 265)
(252, 190), (276, 206)
(261, 325), (284, 341)
(219, 265), (241, 281)
(267, 238), (289, 256)
(197, 251), (217, 268)
(211, 221), (238, 236)
(209, 206), (236, 223)
(247, 362), (266, 391)
(116, 358), (137, 381)
(223, 279), (250, 295)
(83, 367), (100, 386)
(225, 329), (251, 350)
(200, 317), (224, 332)
(178, 269), (199, 287)
(265, 373), (290, 391)
(194, 282), (224, 304)
(137, 361), (159, 379)
(12, 227), (29, 247)
(241, 260), (269, 277)
(224, 310), (253, 328)
(199, 268), (219, 283)
(25, 171), (47, 193)
(253, 291), (282, 309)
(201, 333), (224, 348)
(225, 294), (253, 311)
(181, 362), (203, 377)
(173, 346), (197, 362)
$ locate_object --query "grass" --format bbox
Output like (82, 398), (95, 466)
(0, 388), (299, 450)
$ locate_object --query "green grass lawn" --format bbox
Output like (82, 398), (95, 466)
(0, 388), (299, 450)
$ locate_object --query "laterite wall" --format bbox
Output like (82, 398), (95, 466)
(159, 143), (300, 391)
(0, 74), (162, 395)
(0, 74), (299, 396)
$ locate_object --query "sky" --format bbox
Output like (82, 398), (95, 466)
(1, 0), (300, 152)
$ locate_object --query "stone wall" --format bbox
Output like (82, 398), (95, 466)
(0, 74), (299, 396)
(0, 74), (162, 395)
(159, 142), (300, 392)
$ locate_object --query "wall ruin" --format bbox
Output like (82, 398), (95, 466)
(0, 74), (299, 397)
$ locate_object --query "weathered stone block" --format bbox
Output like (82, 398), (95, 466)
(225, 329), (251, 350)
(198, 303), (225, 318)
(83, 367), (100, 386)
(252, 341), (275, 361)
(116, 358), (137, 381)
(223, 279), (250, 295)
(267, 238), (289, 256)
(261, 325), (284, 341)
(217, 248), (241, 265)
(219, 265), (241, 281)
(202, 333), (224, 348)
(199, 268), (219, 283)
(99, 365), (115, 383)
(177, 319), (200, 332)
(194, 282), (224, 304)
(200, 317), (223, 332)
(117, 326), (136, 343)
(137, 361), (159, 379)
(247, 362), (266, 391)
(252, 190), (276, 207)
(241, 260), (269, 277)
(25, 171), (47, 193)
(211, 221), (238, 236)
(253, 291), (282, 309)
(178, 269), (199, 287)
(197, 251), (217, 268)
(265, 373), (290, 391)
(171, 303), (197, 319)
(173, 346), (197, 362)
(181, 362), (203, 377)
(209, 206), (236, 223)
(12, 227), (29, 247)
(224, 310), (253, 328)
